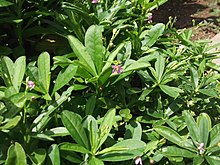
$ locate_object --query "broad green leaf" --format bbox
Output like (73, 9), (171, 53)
(123, 57), (151, 72)
(82, 115), (98, 153)
(190, 67), (199, 90)
(13, 56), (26, 92)
(0, 0), (13, 7)
(5, 142), (27, 165)
(119, 108), (132, 122)
(3, 92), (26, 118)
(38, 52), (51, 93)
(159, 84), (183, 98)
(59, 142), (91, 154)
(60, 150), (82, 164)
(61, 110), (89, 149)
(47, 144), (60, 165)
(85, 95), (96, 115)
(1, 56), (14, 86)
(144, 0), (168, 11)
(30, 133), (54, 141)
(209, 123), (220, 147)
(26, 64), (44, 93)
(183, 111), (201, 143)
(0, 116), (21, 130)
(30, 149), (46, 165)
(97, 108), (116, 150)
(154, 126), (183, 147)
(52, 64), (78, 95)
(68, 35), (97, 76)
(99, 3), (122, 23)
(43, 127), (69, 137)
(89, 157), (104, 165)
(124, 121), (142, 140)
(155, 55), (165, 82)
(98, 139), (146, 162)
(199, 89), (219, 98)
(197, 113), (212, 146)
(205, 156), (220, 165)
(193, 156), (204, 165)
(85, 25), (104, 74)
(32, 89), (71, 132)
(101, 43), (125, 74)
(144, 140), (159, 153)
(141, 23), (165, 48)
(162, 146), (196, 158)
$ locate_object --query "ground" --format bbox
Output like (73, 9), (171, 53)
(153, 0), (220, 40)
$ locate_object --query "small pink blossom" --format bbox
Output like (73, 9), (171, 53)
(28, 80), (35, 89)
(146, 13), (153, 23)
(135, 156), (142, 165)
(112, 64), (123, 74)
(91, 0), (98, 4)
(198, 143), (205, 155)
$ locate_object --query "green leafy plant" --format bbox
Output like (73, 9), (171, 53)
(59, 109), (146, 164)
(154, 110), (220, 164)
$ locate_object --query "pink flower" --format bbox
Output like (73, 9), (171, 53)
(92, 0), (98, 4)
(198, 143), (205, 155)
(146, 13), (153, 23)
(135, 157), (142, 165)
(28, 80), (35, 89)
(112, 64), (123, 74)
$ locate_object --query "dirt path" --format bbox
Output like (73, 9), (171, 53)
(153, 0), (220, 40)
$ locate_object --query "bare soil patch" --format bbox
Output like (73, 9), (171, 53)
(153, 0), (220, 40)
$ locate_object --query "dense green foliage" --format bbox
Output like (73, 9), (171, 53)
(0, 0), (220, 164)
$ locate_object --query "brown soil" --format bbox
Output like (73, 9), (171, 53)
(153, 0), (220, 40)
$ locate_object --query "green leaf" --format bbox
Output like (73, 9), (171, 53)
(199, 89), (219, 98)
(83, 115), (98, 154)
(0, 116), (21, 130)
(89, 157), (104, 165)
(155, 55), (165, 82)
(97, 108), (116, 150)
(5, 142), (27, 165)
(183, 111), (201, 143)
(124, 121), (142, 140)
(123, 57), (151, 72)
(101, 43), (125, 74)
(3, 92), (26, 117)
(38, 52), (51, 93)
(60, 150), (82, 164)
(205, 156), (220, 165)
(85, 95), (96, 115)
(98, 139), (146, 162)
(1, 56), (14, 87)
(13, 56), (26, 92)
(68, 35), (97, 76)
(197, 113), (212, 146)
(52, 64), (78, 95)
(209, 123), (220, 147)
(43, 127), (69, 137)
(190, 67), (199, 90)
(85, 25), (104, 74)
(159, 84), (183, 98)
(193, 156), (204, 165)
(61, 110), (89, 149)
(32, 90), (71, 132)
(154, 126), (183, 147)
(162, 146), (196, 158)
(47, 144), (60, 165)
(59, 142), (91, 154)
(0, 0), (13, 7)
(141, 23), (165, 48)
(30, 148), (46, 165)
